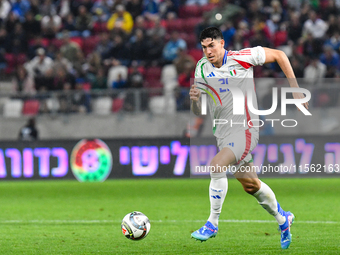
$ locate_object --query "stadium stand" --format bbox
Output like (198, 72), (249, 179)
(0, 0), (339, 117)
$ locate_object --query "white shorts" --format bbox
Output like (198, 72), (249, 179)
(217, 128), (259, 172)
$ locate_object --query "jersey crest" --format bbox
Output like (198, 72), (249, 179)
(228, 66), (237, 76)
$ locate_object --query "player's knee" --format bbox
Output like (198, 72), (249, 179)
(209, 162), (227, 178)
(209, 160), (224, 173)
(242, 181), (260, 194)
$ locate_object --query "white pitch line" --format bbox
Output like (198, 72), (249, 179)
(0, 220), (339, 224)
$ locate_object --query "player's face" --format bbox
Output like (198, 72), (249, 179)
(201, 38), (225, 67)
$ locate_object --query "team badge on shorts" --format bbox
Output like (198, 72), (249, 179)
(229, 66), (237, 76)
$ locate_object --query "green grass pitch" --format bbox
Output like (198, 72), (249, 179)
(0, 178), (339, 254)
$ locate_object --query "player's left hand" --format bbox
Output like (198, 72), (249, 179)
(293, 92), (309, 110)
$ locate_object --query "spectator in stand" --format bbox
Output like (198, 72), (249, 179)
(62, 13), (76, 32)
(267, 0), (287, 33)
(60, 32), (81, 65)
(162, 31), (187, 65)
(178, 62), (194, 88)
(320, 45), (340, 78)
(302, 32), (323, 62)
(0, 48), (6, 71)
(131, 15), (147, 35)
(112, 73), (127, 89)
(8, 23), (27, 54)
(173, 47), (195, 76)
(303, 10), (328, 39)
(325, 30), (340, 53)
(146, 15), (165, 38)
(237, 20), (250, 38)
(92, 6), (109, 26)
(108, 34), (130, 65)
(27, 36), (46, 59)
(96, 32), (113, 60)
(287, 12), (303, 44)
(124, 61), (147, 111)
(290, 56), (304, 78)
(126, 62), (144, 89)
(130, 29), (148, 61)
(91, 0), (113, 22)
(249, 17), (271, 41)
(0, 0), (11, 24)
(186, 0), (208, 6)
(70, 82), (91, 113)
(221, 21), (236, 49)
(36, 68), (54, 91)
(107, 59), (128, 88)
(51, 66), (75, 90)
(320, 0), (339, 21)
(40, 0), (57, 17)
(22, 11), (41, 40)
(326, 15), (339, 38)
(46, 43), (57, 59)
(230, 30), (249, 50)
(53, 50), (73, 73)
(5, 12), (19, 34)
(18, 118), (39, 141)
(145, 33), (164, 66)
(83, 52), (102, 78)
(29, 0), (39, 16)
(0, 27), (9, 51)
(195, 15), (211, 45)
(303, 55), (326, 85)
(75, 5), (93, 37)
(107, 5), (134, 34)
(159, 0), (178, 19)
(58, 82), (72, 113)
(126, 0), (143, 20)
(77, 0), (93, 13)
(89, 67), (107, 90)
(11, 0), (30, 19)
(41, 14), (62, 39)
(250, 30), (270, 48)
(24, 48), (53, 79)
(59, 0), (71, 19)
(13, 65), (35, 94)
(142, 0), (159, 21)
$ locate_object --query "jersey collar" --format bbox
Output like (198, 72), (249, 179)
(211, 50), (228, 68)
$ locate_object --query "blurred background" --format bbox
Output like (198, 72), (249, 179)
(0, 0), (340, 180)
(0, 2), (339, 253)
(0, 0), (339, 140)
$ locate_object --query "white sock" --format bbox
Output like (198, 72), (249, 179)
(252, 180), (286, 225)
(207, 171), (228, 227)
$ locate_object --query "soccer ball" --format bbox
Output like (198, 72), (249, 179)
(121, 211), (151, 240)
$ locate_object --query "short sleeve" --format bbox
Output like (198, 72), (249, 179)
(250, 46), (266, 66)
(229, 46), (266, 67)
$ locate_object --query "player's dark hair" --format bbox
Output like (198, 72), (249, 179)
(199, 27), (223, 42)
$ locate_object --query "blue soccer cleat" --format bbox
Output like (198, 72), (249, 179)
(191, 221), (218, 242)
(279, 211), (295, 249)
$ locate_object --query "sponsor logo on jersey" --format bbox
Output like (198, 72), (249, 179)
(207, 72), (215, 77)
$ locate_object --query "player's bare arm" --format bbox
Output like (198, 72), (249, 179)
(263, 48), (309, 110)
(190, 84), (202, 116)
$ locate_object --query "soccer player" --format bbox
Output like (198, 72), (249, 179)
(189, 27), (309, 249)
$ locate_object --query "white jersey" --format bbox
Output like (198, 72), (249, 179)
(195, 46), (266, 138)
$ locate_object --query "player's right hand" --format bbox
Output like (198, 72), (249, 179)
(189, 84), (201, 102)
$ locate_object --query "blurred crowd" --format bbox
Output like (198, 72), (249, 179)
(0, 0), (340, 112)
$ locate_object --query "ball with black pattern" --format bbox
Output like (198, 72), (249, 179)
(121, 211), (151, 240)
